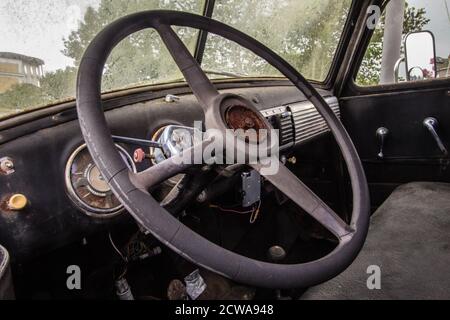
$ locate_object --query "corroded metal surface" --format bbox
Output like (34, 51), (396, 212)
(225, 105), (268, 142)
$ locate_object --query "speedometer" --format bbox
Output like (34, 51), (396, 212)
(65, 143), (136, 218)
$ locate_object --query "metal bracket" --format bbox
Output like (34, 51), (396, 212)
(164, 94), (180, 103)
(241, 170), (261, 207)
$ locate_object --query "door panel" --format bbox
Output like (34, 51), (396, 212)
(340, 87), (450, 209)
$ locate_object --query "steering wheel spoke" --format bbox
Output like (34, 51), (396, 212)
(130, 138), (213, 190)
(252, 162), (353, 240)
(155, 23), (219, 112)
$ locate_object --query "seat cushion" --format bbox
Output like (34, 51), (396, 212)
(302, 182), (450, 300)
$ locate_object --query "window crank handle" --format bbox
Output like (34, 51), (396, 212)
(423, 117), (448, 156)
(376, 127), (389, 159)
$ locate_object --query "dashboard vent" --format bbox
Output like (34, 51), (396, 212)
(289, 97), (340, 144)
(261, 106), (294, 148)
(277, 111), (295, 147)
(260, 97), (340, 148)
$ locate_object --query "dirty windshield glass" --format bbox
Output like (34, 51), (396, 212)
(203, 0), (352, 81)
(0, 0), (202, 118)
(0, 0), (352, 118)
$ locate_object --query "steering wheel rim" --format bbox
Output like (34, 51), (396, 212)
(76, 10), (370, 289)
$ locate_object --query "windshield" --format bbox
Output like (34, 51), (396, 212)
(204, 0), (352, 80)
(0, 0), (352, 118)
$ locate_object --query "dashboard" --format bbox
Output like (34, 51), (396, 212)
(0, 83), (340, 261)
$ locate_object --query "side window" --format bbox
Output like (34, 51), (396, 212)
(356, 0), (450, 86)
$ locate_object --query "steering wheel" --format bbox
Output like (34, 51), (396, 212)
(76, 10), (370, 289)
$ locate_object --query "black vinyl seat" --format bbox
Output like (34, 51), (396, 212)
(302, 182), (450, 300)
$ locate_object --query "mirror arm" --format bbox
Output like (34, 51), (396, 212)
(394, 56), (405, 83)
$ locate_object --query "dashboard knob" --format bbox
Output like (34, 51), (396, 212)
(267, 245), (286, 262)
(7, 194), (28, 211)
(133, 148), (146, 163)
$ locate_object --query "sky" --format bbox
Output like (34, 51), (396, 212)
(409, 0), (450, 58)
(0, 0), (100, 71)
(0, 0), (449, 73)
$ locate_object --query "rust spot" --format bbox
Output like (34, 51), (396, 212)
(0, 195), (13, 214)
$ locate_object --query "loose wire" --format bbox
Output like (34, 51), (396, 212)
(209, 204), (255, 214)
(249, 200), (262, 224)
(209, 200), (262, 223)
(108, 232), (127, 263)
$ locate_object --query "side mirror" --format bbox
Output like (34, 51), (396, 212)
(404, 31), (437, 81)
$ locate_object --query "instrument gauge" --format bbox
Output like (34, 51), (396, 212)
(65, 143), (136, 218)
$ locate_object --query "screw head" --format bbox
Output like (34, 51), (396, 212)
(267, 245), (286, 262)
(0, 157), (15, 175)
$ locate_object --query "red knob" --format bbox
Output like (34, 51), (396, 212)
(133, 148), (146, 163)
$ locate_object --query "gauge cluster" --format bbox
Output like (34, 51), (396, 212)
(65, 144), (136, 218)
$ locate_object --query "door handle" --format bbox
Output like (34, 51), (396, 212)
(423, 117), (448, 156)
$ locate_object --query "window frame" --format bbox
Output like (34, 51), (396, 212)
(349, 0), (450, 94)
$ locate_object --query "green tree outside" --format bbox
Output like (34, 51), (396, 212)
(356, 2), (430, 86)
